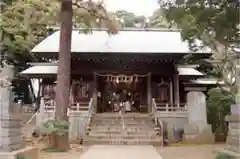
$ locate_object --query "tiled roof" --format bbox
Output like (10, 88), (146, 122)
(32, 29), (210, 54)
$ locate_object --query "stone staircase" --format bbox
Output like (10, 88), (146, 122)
(19, 112), (36, 139)
(84, 113), (163, 145)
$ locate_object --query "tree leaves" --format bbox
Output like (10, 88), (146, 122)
(161, 0), (239, 92)
(148, 9), (172, 28)
(1, 0), (55, 64)
(1, 0), (119, 65)
(162, 0), (239, 53)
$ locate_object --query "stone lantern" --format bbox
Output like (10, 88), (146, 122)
(225, 53), (240, 154)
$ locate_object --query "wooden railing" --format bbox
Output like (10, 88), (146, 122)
(156, 103), (187, 112)
(152, 98), (164, 146)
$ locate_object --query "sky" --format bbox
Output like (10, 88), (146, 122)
(104, 0), (159, 17)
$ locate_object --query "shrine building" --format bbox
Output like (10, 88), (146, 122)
(21, 28), (213, 113)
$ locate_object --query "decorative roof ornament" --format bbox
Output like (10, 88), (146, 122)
(0, 64), (14, 88)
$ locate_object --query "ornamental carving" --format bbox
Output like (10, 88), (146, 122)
(0, 65), (14, 88)
(0, 77), (11, 88)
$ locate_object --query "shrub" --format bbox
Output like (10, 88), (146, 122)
(41, 120), (69, 136)
(207, 88), (234, 141)
(40, 119), (70, 149)
(17, 156), (31, 159)
(215, 152), (236, 159)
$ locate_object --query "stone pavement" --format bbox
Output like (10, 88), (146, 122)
(79, 145), (163, 159)
(157, 145), (224, 159)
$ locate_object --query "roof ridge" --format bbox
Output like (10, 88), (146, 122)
(47, 26), (181, 32)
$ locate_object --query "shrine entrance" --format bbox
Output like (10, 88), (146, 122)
(96, 73), (148, 113)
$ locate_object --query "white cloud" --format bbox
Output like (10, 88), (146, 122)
(104, 0), (159, 17)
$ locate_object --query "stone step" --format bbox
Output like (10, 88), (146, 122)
(83, 138), (162, 145)
(91, 117), (153, 120)
(93, 113), (151, 117)
(88, 131), (157, 136)
(90, 123), (155, 127)
(88, 127), (155, 132)
(86, 135), (161, 140)
(91, 119), (153, 123)
(92, 116), (152, 121)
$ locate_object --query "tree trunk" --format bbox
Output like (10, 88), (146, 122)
(54, 0), (73, 151)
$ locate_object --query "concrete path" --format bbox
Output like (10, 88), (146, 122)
(80, 145), (163, 159)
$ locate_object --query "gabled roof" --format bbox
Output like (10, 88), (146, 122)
(32, 29), (210, 54)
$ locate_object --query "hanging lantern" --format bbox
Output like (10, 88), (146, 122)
(116, 76), (119, 84)
(135, 76), (139, 83)
(129, 76), (133, 83)
(125, 76), (127, 82)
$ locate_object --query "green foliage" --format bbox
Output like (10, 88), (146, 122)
(17, 156), (31, 159)
(161, 0), (239, 92)
(1, 0), (56, 62)
(42, 120), (69, 136)
(207, 87), (234, 140)
(1, 0), (118, 65)
(114, 10), (147, 28)
(161, 0), (239, 52)
(215, 152), (236, 159)
(148, 9), (172, 28)
(43, 147), (65, 152)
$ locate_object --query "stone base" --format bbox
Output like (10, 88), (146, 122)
(225, 115), (240, 153)
(0, 147), (39, 159)
(0, 117), (25, 152)
(183, 124), (214, 144)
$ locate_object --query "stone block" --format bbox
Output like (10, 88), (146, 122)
(226, 115), (240, 153)
(184, 124), (198, 134)
(1, 128), (22, 137)
(0, 118), (22, 128)
(229, 123), (240, 129)
(0, 118), (25, 152)
(183, 124), (214, 144)
(187, 91), (208, 133)
(1, 143), (25, 152)
(226, 115), (240, 122)
(0, 147), (39, 159)
(231, 104), (240, 116)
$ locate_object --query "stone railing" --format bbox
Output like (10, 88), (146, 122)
(156, 103), (187, 112)
(34, 98), (90, 141)
(38, 103), (89, 114)
(152, 98), (164, 146)
(155, 102), (188, 118)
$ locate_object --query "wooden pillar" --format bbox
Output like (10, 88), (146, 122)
(93, 73), (98, 112)
(147, 73), (152, 112)
(174, 74), (180, 107)
(169, 79), (173, 105)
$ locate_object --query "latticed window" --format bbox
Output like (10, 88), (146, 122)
(43, 84), (56, 99)
(156, 84), (169, 102)
(71, 80), (90, 102)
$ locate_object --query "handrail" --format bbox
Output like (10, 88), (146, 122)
(119, 105), (126, 135)
(152, 98), (164, 146)
(26, 112), (37, 125)
(83, 98), (94, 136)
